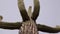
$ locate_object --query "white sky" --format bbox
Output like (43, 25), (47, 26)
(0, 0), (60, 34)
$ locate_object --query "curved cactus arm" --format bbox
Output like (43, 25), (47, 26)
(18, 0), (30, 21)
(37, 24), (60, 33)
(0, 22), (22, 30)
(27, 6), (32, 20)
(31, 0), (40, 21)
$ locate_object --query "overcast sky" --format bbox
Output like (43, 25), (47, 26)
(0, 0), (60, 34)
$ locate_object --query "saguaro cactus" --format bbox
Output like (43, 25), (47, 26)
(19, 6), (38, 34)
(18, 0), (39, 34)
(0, 0), (60, 34)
